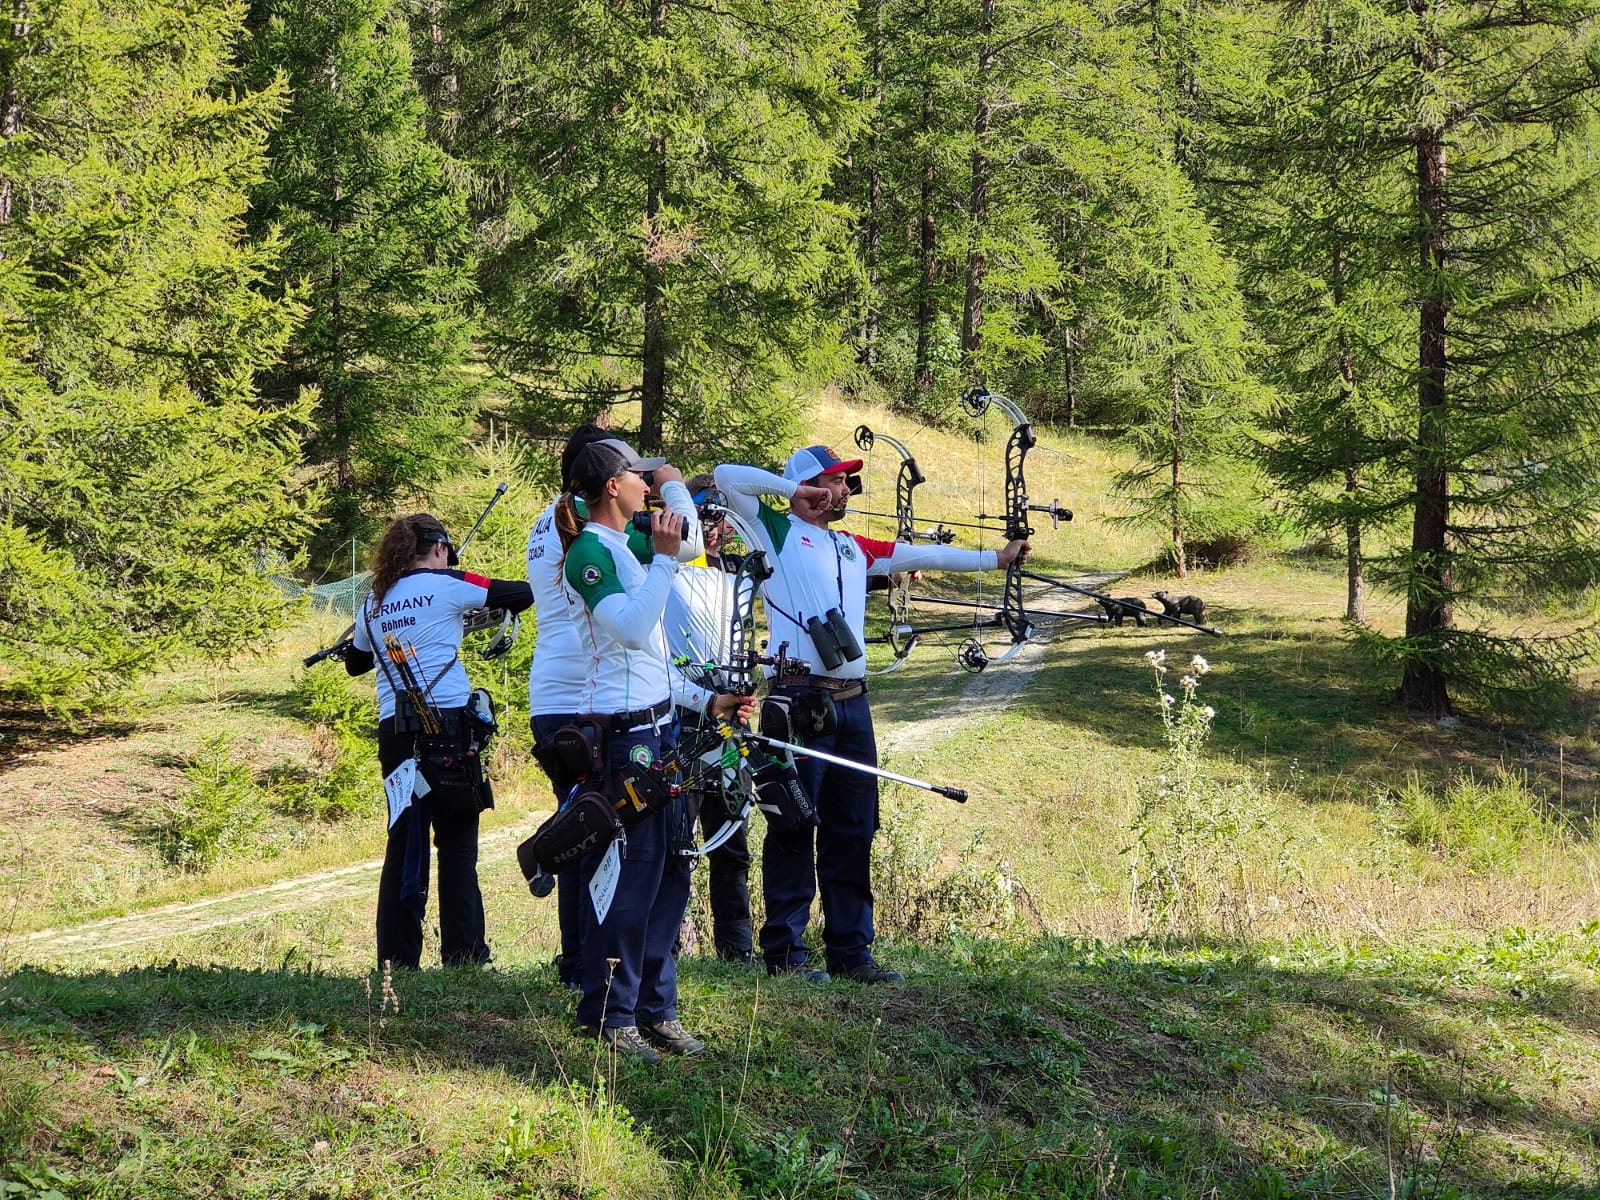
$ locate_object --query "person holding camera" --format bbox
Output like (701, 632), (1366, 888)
(556, 439), (750, 1063)
(714, 448), (1028, 985)
(345, 514), (534, 971)
(526, 426), (703, 991)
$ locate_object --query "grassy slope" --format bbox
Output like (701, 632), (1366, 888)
(3, 398), (1599, 1198)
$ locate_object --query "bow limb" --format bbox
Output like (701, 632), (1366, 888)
(957, 387), (1038, 669)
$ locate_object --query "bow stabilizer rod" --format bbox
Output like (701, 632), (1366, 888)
(739, 729), (968, 803)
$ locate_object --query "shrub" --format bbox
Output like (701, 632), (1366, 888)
(1393, 769), (1567, 872)
(873, 792), (1027, 942)
(157, 734), (267, 871)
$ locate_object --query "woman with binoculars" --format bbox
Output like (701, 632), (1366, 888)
(554, 438), (753, 1064)
(714, 447), (1028, 986)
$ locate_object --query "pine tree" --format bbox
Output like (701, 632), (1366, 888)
(447, 0), (866, 461)
(0, 0), (310, 714)
(1243, 0), (1600, 714)
(242, 0), (479, 555)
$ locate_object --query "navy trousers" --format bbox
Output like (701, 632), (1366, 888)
(531, 711), (583, 987)
(758, 691), (878, 973)
(574, 723), (692, 1029)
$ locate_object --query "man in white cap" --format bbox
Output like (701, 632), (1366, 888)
(714, 445), (1028, 984)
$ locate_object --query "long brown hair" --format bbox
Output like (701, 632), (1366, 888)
(369, 513), (448, 609)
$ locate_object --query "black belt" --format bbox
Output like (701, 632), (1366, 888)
(381, 703), (468, 737)
(787, 676), (867, 702)
(607, 696), (673, 733)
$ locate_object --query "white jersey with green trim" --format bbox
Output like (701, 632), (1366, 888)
(714, 463), (997, 681)
(352, 568), (490, 720)
(526, 480), (701, 716)
(562, 523), (678, 715)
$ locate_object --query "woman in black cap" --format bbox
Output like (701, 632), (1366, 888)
(346, 513), (533, 971)
(556, 440), (751, 1063)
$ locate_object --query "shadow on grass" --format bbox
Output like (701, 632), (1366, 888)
(4, 934), (1597, 1198)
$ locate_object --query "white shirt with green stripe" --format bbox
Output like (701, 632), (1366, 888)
(562, 522), (682, 716)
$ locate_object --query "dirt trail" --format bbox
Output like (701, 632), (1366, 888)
(12, 575), (1121, 959)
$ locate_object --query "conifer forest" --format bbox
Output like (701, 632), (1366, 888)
(8, 0), (1600, 720)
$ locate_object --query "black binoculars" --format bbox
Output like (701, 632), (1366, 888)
(804, 608), (864, 670)
(631, 510), (688, 539)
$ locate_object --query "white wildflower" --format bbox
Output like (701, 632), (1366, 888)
(1161, 693), (1175, 708)
(1202, 705), (1215, 722)
(1144, 649), (1167, 669)
(1189, 654), (1210, 675)
(1180, 675), (1198, 690)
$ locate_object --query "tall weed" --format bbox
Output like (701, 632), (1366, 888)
(1126, 651), (1293, 938)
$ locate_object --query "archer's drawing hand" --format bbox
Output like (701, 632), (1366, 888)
(709, 693), (758, 724)
(791, 485), (832, 522)
(997, 539), (1030, 568)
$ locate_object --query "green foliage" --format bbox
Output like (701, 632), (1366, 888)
(159, 735), (269, 871)
(241, 0), (480, 556)
(1126, 651), (1292, 938)
(874, 790), (1026, 941)
(1388, 770), (1568, 874)
(448, 0), (864, 458)
(0, 0), (312, 717)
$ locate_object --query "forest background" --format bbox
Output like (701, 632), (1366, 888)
(6, 3), (1600, 1197)
(11, 0), (1600, 721)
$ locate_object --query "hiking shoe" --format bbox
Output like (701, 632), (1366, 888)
(587, 1025), (661, 1065)
(766, 961), (831, 984)
(834, 959), (904, 985)
(640, 1019), (706, 1057)
(717, 945), (756, 966)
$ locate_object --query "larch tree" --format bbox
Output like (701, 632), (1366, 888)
(242, 0), (479, 557)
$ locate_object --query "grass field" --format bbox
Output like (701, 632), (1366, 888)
(3, 399), (1598, 1198)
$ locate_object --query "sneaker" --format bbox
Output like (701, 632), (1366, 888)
(834, 959), (904, 985)
(716, 945), (756, 966)
(585, 1025), (661, 1065)
(766, 961), (831, 984)
(640, 1019), (706, 1057)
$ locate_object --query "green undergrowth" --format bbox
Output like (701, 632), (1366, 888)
(3, 931), (1597, 1198)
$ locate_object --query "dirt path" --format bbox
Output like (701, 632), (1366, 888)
(881, 572), (1122, 754)
(11, 576), (1121, 959)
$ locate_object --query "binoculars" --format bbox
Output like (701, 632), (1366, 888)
(630, 510), (688, 539)
(804, 607), (864, 670)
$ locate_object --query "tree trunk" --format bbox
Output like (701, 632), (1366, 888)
(1398, 3), (1452, 716)
(913, 84), (936, 397)
(1334, 257), (1365, 625)
(327, 57), (352, 494)
(959, 0), (995, 383)
(858, 0), (882, 369)
(639, 0), (670, 453)
(1345, 468), (1365, 624)
(1170, 360), (1186, 577)
(1, 1), (30, 234)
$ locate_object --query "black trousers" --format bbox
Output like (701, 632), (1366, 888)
(376, 724), (489, 970)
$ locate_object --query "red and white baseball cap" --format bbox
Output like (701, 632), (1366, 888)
(783, 444), (864, 483)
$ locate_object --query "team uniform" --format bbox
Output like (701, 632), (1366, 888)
(527, 484), (700, 988)
(562, 522), (700, 1032)
(714, 463), (997, 976)
(665, 550), (755, 960)
(349, 567), (532, 970)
